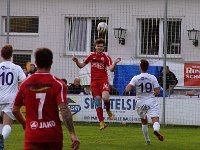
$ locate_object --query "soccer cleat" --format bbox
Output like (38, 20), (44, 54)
(154, 131), (164, 141)
(100, 121), (107, 130)
(106, 110), (114, 120)
(146, 141), (151, 145)
(0, 134), (4, 150)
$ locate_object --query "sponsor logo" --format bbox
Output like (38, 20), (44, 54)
(30, 120), (56, 129)
(67, 98), (81, 115)
(103, 83), (109, 89)
(30, 86), (51, 92)
(30, 121), (38, 129)
(0, 66), (10, 70)
(39, 120), (56, 129)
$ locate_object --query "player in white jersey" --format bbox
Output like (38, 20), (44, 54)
(0, 44), (26, 149)
(124, 59), (164, 145)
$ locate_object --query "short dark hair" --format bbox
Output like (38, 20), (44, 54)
(61, 78), (67, 84)
(1, 44), (13, 59)
(35, 48), (53, 69)
(94, 38), (105, 46)
(140, 59), (149, 72)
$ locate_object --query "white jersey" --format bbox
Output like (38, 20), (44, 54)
(0, 61), (26, 104)
(129, 73), (159, 101)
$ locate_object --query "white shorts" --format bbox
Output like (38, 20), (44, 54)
(136, 98), (159, 119)
(0, 103), (16, 120)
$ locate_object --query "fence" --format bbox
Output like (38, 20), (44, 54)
(0, 0), (200, 126)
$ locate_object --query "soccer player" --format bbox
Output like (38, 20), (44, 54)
(124, 59), (164, 145)
(72, 38), (121, 130)
(13, 48), (80, 150)
(0, 44), (26, 149)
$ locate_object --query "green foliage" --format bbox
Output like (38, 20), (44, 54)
(5, 123), (200, 150)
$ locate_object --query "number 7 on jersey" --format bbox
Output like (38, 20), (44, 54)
(36, 93), (46, 119)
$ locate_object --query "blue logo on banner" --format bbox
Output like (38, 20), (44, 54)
(67, 98), (81, 115)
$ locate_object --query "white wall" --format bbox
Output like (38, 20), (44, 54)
(0, 0), (200, 83)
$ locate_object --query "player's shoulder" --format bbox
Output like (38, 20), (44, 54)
(89, 52), (95, 56)
(51, 75), (65, 85)
(146, 73), (157, 80)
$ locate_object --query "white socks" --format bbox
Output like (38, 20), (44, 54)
(142, 124), (150, 142)
(2, 125), (11, 139)
(153, 122), (160, 132)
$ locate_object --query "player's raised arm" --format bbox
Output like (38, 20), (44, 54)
(59, 102), (80, 150)
(72, 55), (86, 69)
(109, 57), (121, 72)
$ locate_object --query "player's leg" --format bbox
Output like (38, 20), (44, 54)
(94, 96), (107, 130)
(141, 118), (150, 145)
(2, 103), (15, 140)
(0, 111), (3, 134)
(150, 104), (164, 141)
(137, 107), (150, 145)
(2, 113), (13, 140)
(101, 81), (114, 120)
(152, 117), (164, 141)
(91, 81), (106, 130)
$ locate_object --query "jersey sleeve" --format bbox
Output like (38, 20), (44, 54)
(56, 82), (67, 105)
(129, 76), (136, 86)
(84, 54), (92, 64)
(152, 75), (160, 88)
(14, 85), (24, 106)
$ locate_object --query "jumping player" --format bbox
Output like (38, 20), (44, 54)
(72, 38), (121, 130)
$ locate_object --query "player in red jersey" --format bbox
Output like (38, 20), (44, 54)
(72, 38), (121, 130)
(13, 48), (80, 150)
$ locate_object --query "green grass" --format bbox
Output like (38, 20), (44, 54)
(5, 123), (200, 150)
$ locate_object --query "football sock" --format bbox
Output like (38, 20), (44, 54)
(153, 122), (160, 132)
(96, 107), (104, 122)
(2, 125), (11, 139)
(142, 124), (150, 142)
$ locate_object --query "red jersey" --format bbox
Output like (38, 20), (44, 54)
(14, 73), (67, 143)
(84, 52), (112, 80)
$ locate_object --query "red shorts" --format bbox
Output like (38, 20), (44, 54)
(91, 80), (110, 97)
(24, 142), (63, 150)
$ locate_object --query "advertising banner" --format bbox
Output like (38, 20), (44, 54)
(68, 95), (141, 123)
(184, 63), (200, 86)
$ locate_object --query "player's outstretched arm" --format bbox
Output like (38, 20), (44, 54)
(59, 102), (80, 150)
(109, 57), (121, 72)
(72, 55), (86, 69)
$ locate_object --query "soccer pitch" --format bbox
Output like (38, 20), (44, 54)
(5, 123), (200, 150)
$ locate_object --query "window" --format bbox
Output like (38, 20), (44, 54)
(12, 50), (32, 69)
(13, 54), (31, 69)
(3, 16), (39, 35)
(137, 18), (181, 57)
(65, 17), (108, 55)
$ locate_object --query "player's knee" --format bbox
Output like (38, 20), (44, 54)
(94, 97), (101, 108)
(153, 122), (160, 131)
